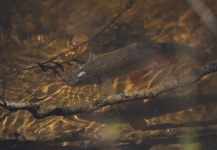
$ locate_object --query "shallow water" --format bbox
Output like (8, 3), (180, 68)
(0, 0), (217, 149)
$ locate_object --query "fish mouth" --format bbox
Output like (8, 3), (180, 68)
(61, 76), (73, 86)
(62, 75), (82, 86)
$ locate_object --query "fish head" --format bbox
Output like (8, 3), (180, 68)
(62, 69), (100, 86)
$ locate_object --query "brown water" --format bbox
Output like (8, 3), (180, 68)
(0, 0), (217, 149)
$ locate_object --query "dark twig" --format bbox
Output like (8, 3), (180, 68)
(0, 0), (134, 77)
(0, 95), (7, 107)
(37, 57), (86, 77)
(0, 78), (6, 100)
(0, 59), (216, 119)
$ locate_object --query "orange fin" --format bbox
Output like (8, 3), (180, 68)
(129, 71), (143, 86)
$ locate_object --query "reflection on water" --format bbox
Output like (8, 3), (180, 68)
(0, 0), (217, 149)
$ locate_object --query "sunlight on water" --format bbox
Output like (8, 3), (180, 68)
(0, 0), (217, 149)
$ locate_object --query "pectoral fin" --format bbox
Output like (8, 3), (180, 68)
(100, 78), (117, 95)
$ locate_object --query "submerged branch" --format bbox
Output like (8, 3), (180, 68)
(0, 60), (216, 119)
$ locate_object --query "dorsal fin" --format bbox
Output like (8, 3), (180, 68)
(87, 52), (97, 62)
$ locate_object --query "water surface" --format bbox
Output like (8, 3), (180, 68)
(0, 0), (217, 149)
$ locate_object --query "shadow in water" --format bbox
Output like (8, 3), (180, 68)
(79, 94), (217, 130)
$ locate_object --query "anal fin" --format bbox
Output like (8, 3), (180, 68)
(129, 71), (143, 86)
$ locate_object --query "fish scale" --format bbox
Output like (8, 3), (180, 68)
(84, 43), (173, 81)
(62, 42), (207, 86)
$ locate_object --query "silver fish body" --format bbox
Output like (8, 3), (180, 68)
(62, 42), (206, 86)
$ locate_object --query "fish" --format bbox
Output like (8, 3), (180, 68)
(62, 42), (208, 87)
